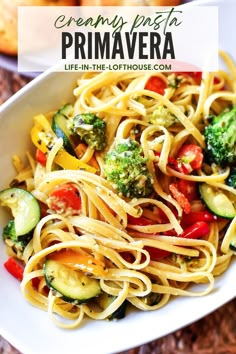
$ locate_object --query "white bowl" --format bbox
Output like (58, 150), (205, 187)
(0, 1), (236, 353)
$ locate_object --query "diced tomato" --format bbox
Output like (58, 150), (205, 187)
(155, 145), (203, 175)
(145, 76), (167, 95)
(177, 144), (203, 171)
(4, 257), (24, 281)
(35, 149), (47, 166)
(49, 249), (106, 277)
(181, 210), (217, 228)
(154, 152), (190, 175)
(48, 183), (81, 215)
(176, 179), (198, 202)
(169, 183), (191, 214)
(166, 155), (180, 171)
(180, 221), (210, 239)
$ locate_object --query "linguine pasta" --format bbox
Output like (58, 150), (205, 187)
(3, 50), (236, 329)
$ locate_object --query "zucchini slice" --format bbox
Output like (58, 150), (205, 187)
(97, 293), (127, 320)
(230, 232), (236, 252)
(142, 292), (162, 306)
(44, 259), (101, 305)
(230, 242), (236, 252)
(52, 104), (76, 157)
(199, 183), (236, 219)
(0, 188), (40, 237)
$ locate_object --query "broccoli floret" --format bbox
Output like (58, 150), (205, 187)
(226, 167), (236, 188)
(204, 106), (236, 167)
(104, 138), (154, 198)
(148, 106), (177, 128)
(69, 113), (107, 151)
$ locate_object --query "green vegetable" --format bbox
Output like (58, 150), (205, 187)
(199, 183), (236, 219)
(168, 74), (182, 89)
(97, 293), (127, 320)
(3, 219), (31, 243)
(230, 240), (236, 252)
(226, 167), (236, 188)
(44, 259), (101, 305)
(142, 292), (162, 306)
(204, 106), (236, 167)
(0, 187), (40, 237)
(104, 138), (153, 198)
(148, 106), (177, 127)
(69, 113), (107, 151)
(3, 220), (17, 241)
(52, 103), (76, 157)
(3, 220), (32, 257)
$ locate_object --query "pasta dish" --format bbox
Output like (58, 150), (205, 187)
(0, 50), (236, 329)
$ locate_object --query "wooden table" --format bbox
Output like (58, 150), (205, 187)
(1, 67), (236, 354)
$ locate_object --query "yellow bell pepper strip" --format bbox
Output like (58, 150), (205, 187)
(34, 113), (54, 131)
(54, 150), (96, 173)
(75, 143), (100, 172)
(31, 114), (57, 153)
(49, 249), (106, 277)
(31, 124), (56, 154)
(30, 114), (96, 173)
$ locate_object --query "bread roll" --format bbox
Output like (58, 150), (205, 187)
(0, 0), (77, 56)
(80, 0), (181, 5)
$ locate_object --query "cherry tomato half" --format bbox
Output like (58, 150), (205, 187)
(48, 183), (81, 215)
(177, 144), (203, 171)
(145, 76), (167, 95)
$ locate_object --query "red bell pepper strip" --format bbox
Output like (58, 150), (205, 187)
(180, 221), (210, 239)
(35, 148), (47, 166)
(176, 179), (198, 202)
(169, 183), (191, 214)
(164, 221), (210, 239)
(181, 211), (217, 228)
(4, 257), (24, 281)
(145, 76), (167, 95)
(127, 215), (171, 260)
(144, 247), (171, 260)
(127, 215), (154, 226)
